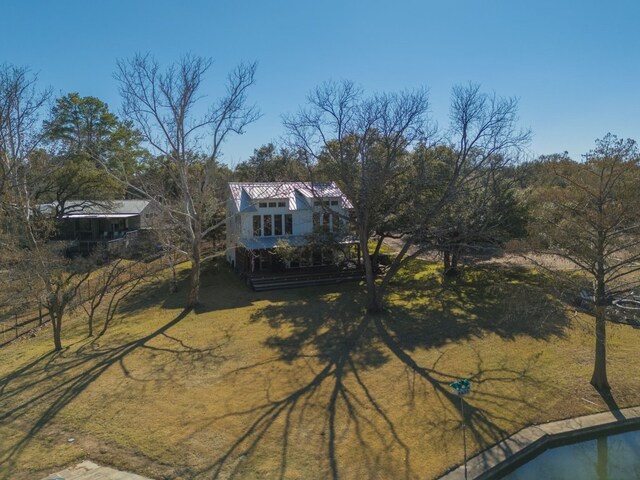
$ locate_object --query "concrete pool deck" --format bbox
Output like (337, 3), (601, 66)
(42, 460), (153, 480)
(439, 405), (640, 479)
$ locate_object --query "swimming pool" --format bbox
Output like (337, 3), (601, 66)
(501, 426), (640, 479)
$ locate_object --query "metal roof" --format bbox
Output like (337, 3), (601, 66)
(228, 182), (352, 212)
(60, 200), (150, 217)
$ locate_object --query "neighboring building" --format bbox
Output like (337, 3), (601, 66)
(226, 182), (358, 273)
(55, 199), (156, 253)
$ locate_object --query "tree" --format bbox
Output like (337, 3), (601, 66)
(0, 67), (111, 352)
(0, 64), (50, 221)
(45, 93), (144, 174)
(429, 154), (529, 276)
(0, 225), (95, 351)
(234, 143), (311, 181)
(530, 135), (640, 390)
(40, 93), (145, 212)
(285, 81), (530, 312)
(114, 54), (259, 308)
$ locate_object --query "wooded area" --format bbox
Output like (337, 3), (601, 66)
(2, 58), (640, 393)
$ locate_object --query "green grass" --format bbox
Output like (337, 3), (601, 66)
(1, 259), (639, 480)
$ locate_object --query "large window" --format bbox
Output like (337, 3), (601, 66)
(285, 214), (293, 235)
(253, 214), (293, 237)
(313, 212), (340, 233)
(274, 214), (282, 236)
(263, 215), (272, 236)
(323, 213), (330, 231)
(253, 215), (261, 236)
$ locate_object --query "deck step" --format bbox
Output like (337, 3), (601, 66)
(248, 270), (365, 291)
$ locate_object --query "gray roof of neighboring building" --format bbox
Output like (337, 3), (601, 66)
(60, 200), (151, 217)
(228, 182), (352, 212)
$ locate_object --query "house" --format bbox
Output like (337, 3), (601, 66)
(226, 182), (359, 274)
(55, 199), (156, 253)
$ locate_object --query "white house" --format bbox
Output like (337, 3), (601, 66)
(226, 182), (357, 273)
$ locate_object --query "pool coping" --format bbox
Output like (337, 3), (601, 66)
(438, 405), (640, 479)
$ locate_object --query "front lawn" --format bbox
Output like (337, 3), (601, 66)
(1, 259), (639, 479)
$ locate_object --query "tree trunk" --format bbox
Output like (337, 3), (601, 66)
(591, 274), (610, 391)
(452, 250), (459, 270)
(443, 251), (451, 272)
(360, 236), (384, 314)
(169, 262), (178, 293)
(87, 312), (94, 337)
(366, 285), (384, 314)
(443, 249), (460, 277)
(49, 307), (63, 352)
(187, 235), (201, 309)
(590, 304), (609, 390)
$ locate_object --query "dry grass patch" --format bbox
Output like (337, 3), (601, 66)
(0, 260), (639, 480)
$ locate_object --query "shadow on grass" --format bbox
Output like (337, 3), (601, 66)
(193, 264), (573, 479)
(115, 258), (358, 319)
(0, 261), (578, 479)
(0, 308), (225, 479)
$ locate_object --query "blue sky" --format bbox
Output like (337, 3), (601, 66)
(3, 0), (640, 166)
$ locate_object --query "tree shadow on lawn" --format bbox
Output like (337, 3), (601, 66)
(0, 307), (225, 479)
(115, 258), (344, 319)
(197, 265), (572, 479)
(386, 264), (573, 350)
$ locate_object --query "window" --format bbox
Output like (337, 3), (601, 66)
(331, 200), (339, 206)
(259, 202), (267, 208)
(314, 201), (322, 207)
(332, 213), (341, 231)
(323, 213), (331, 232)
(268, 202), (277, 208)
(285, 214), (293, 235)
(263, 215), (272, 236)
(253, 214), (292, 237)
(313, 213), (320, 229)
(278, 201), (286, 208)
(274, 214), (282, 236)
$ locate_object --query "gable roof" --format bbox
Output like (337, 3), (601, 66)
(60, 200), (151, 218)
(228, 182), (352, 212)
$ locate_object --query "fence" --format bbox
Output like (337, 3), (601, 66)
(0, 303), (46, 348)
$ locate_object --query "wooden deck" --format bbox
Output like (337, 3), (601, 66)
(247, 266), (365, 291)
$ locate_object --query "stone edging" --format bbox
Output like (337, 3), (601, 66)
(438, 405), (640, 479)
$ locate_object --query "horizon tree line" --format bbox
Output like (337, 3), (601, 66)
(2, 58), (638, 391)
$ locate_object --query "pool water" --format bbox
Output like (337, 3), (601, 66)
(502, 427), (640, 479)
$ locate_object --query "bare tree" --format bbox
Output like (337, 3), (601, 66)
(114, 54), (259, 308)
(0, 240), (95, 351)
(0, 64), (50, 226)
(0, 64), (87, 352)
(285, 81), (529, 312)
(530, 134), (640, 390)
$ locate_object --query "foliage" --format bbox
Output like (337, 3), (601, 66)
(234, 143), (311, 181)
(285, 81), (530, 312)
(528, 134), (640, 390)
(40, 93), (146, 205)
